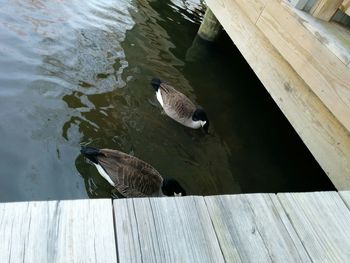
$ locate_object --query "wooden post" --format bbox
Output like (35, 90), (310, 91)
(186, 35), (211, 62)
(341, 0), (350, 16)
(311, 0), (344, 21)
(287, 0), (309, 10)
(197, 8), (222, 41)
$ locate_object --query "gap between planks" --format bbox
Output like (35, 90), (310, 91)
(0, 199), (118, 263)
(113, 196), (226, 263)
(2, 192), (350, 262)
(203, 194), (311, 262)
(112, 192), (350, 262)
(277, 191), (350, 262)
(114, 193), (350, 263)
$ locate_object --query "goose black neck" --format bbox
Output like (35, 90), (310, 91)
(80, 146), (102, 164)
(151, 78), (162, 91)
(161, 178), (186, 196)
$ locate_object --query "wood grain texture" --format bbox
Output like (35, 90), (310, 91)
(311, 0), (343, 21)
(342, 0), (350, 16)
(286, 0), (309, 10)
(341, 0), (350, 12)
(206, 0), (350, 189)
(278, 192), (350, 262)
(339, 190), (350, 209)
(288, 5), (350, 66)
(257, 1), (350, 132)
(0, 199), (117, 263)
(205, 194), (311, 262)
(113, 196), (225, 263)
(113, 198), (142, 263)
(346, 3), (350, 16)
(234, 0), (267, 23)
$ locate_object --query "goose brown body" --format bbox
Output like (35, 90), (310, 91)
(89, 148), (164, 197)
(158, 83), (197, 125)
(151, 78), (209, 131)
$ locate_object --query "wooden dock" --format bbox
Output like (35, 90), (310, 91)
(204, 0), (350, 190)
(2, 192), (350, 262)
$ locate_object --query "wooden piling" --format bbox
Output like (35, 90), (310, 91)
(310, 0), (344, 21)
(197, 8), (222, 41)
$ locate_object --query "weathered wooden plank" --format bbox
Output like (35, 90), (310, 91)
(234, 0), (267, 24)
(311, 0), (343, 21)
(346, 2), (350, 16)
(278, 192), (350, 262)
(113, 197), (225, 263)
(287, 6), (350, 66)
(204, 194), (310, 262)
(268, 194), (311, 258)
(341, 0), (350, 14)
(340, 0), (350, 16)
(113, 198), (142, 263)
(339, 190), (350, 209)
(340, 0), (350, 17)
(286, 0), (309, 10)
(149, 196), (225, 263)
(257, 1), (350, 132)
(0, 199), (117, 263)
(206, 0), (350, 189)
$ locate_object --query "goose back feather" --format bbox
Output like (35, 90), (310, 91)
(83, 147), (164, 197)
(158, 83), (199, 127)
(151, 78), (209, 131)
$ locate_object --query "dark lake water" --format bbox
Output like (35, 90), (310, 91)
(0, 0), (335, 202)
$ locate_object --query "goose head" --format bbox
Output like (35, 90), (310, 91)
(151, 78), (161, 90)
(161, 178), (186, 196)
(192, 109), (209, 133)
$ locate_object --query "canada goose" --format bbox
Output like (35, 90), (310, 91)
(80, 146), (186, 198)
(151, 78), (209, 133)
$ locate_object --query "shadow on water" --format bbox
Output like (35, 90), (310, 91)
(143, 0), (335, 193)
(183, 34), (336, 193)
(76, 0), (242, 197)
(0, 0), (335, 201)
(76, 0), (334, 196)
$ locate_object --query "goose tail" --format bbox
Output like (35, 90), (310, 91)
(151, 78), (162, 91)
(80, 146), (101, 164)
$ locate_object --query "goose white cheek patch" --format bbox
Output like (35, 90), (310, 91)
(95, 164), (115, 187)
(200, 121), (207, 127)
(156, 90), (164, 107)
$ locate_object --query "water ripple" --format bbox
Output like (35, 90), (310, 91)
(0, 0), (254, 201)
